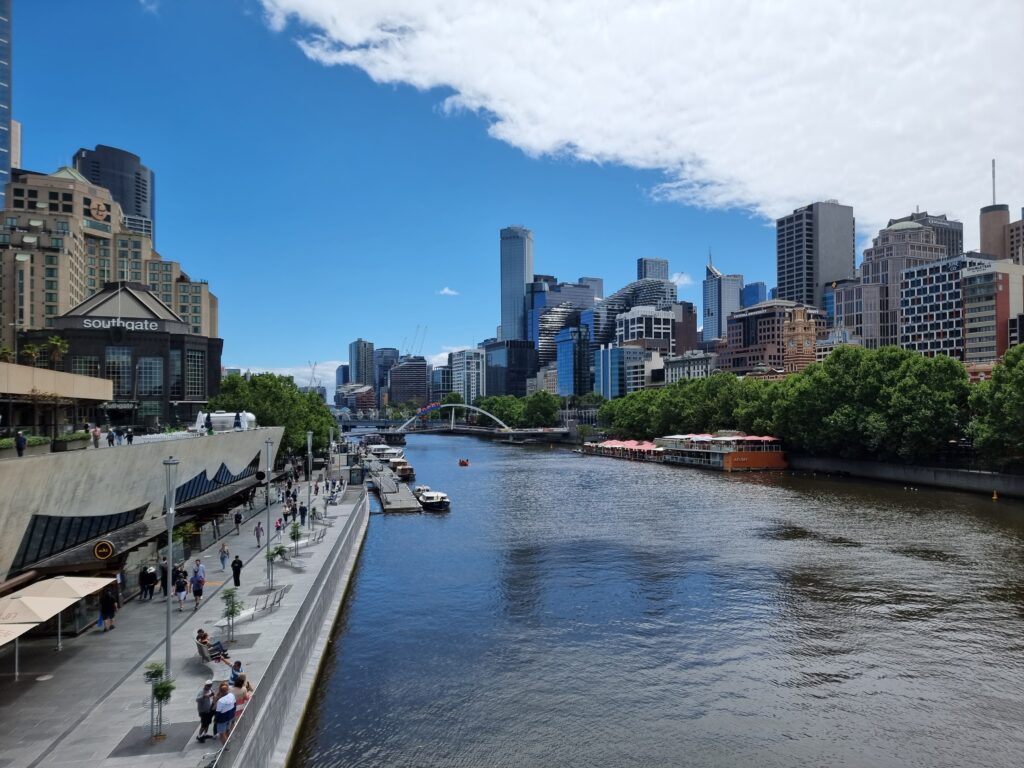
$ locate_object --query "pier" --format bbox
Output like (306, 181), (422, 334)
(364, 457), (422, 512)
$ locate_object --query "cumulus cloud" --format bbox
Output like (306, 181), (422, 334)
(260, 0), (1022, 248)
(437, 286), (459, 296)
(670, 272), (694, 288)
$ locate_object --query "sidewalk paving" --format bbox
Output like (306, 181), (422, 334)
(0, 477), (359, 768)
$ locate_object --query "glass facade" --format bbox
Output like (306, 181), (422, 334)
(71, 355), (100, 378)
(169, 349), (183, 398)
(105, 346), (133, 398)
(186, 349), (206, 399)
(137, 356), (164, 397)
(555, 326), (591, 396)
(500, 227), (534, 341)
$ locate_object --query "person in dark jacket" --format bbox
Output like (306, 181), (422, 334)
(99, 586), (119, 631)
(230, 555), (244, 587)
(14, 431), (26, 457)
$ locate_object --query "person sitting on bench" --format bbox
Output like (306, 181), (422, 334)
(197, 628), (231, 661)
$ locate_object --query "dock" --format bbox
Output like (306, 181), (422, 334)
(364, 458), (422, 512)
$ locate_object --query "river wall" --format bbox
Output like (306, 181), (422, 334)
(789, 456), (1024, 499)
(218, 487), (370, 768)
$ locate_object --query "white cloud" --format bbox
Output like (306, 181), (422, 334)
(139, 0), (160, 13)
(260, 0), (1023, 249)
(228, 360), (346, 389)
(437, 286), (459, 296)
(426, 345), (470, 367)
(670, 272), (693, 288)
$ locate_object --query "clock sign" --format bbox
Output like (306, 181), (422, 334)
(89, 201), (107, 220)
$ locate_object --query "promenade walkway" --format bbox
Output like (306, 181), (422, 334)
(0, 477), (368, 768)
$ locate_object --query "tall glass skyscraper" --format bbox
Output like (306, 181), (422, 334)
(500, 226), (534, 341)
(348, 338), (375, 385)
(0, 1), (12, 210)
(74, 145), (156, 239)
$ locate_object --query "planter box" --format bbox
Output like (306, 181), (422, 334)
(51, 438), (90, 453)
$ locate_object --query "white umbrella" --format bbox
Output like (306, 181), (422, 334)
(12, 577), (115, 650)
(0, 596), (74, 682)
(0, 622), (38, 681)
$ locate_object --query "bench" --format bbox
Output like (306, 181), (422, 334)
(268, 584), (292, 611)
(213, 584), (293, 628)
(196, 640), (231, 674)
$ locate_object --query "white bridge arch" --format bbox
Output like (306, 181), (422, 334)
(397, 403), (512, 432)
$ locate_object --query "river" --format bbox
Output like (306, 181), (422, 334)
(292, 434), (1024, 767)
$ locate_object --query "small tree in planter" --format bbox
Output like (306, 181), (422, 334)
(289, 520), (302, 556)
(143, 662), (175, 740)
(266, 544), (289, 585)
(221, 586), (244, 642)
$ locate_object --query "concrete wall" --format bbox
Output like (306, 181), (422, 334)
(790, 455), (1024, 499)
(0, 361), (113, 400)
(219, 488), (369, 768)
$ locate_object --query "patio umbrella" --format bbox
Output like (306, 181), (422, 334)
(0, 622), (38, 682)
(0, 596), (75, 681)
(12, 577), (115, 651)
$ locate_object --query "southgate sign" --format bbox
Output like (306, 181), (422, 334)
(81, 318), (161, 331)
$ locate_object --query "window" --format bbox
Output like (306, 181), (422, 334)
(180, 305), (189, 314)
(131, 240), (142, 249)
(0, 233), (9, 243)
(185, 349), (206, 399)
(105, 347), (133, 397)
(44, 292), (57, 302)
(5, 216), (16, 226)
(44, 255), (57, 265)
(137, 356), (164, 397)
(169, 349), (183, 397)
(45, 267), (57, 277)
(50, 237), (63, 249)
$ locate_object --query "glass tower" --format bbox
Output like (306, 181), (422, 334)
(500, 226), (534, 341)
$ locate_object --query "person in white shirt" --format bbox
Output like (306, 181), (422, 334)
(214, 683), (237, 743)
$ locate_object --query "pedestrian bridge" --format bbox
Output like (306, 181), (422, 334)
(392, 403), (570, 442)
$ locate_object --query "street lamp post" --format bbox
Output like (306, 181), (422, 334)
(265, 438), (274, 588)
(306, 430), (313, 529)
(163, 456), (179, 679)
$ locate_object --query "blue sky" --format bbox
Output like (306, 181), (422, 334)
(15, 1), (1023, 382)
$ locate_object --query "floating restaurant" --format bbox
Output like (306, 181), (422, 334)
(583, 431), (787, 471)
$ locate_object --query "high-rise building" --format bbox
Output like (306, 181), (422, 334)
(483, 339), (537, 397)
(664, 350), (719, 382)
(718, 300), (825, 375)
(701, 264), (742, 342)
(0, 1), (10, 210)
(834, 221), (946, 349)
(348, 338), (374, 385)
(500, 226), (534, 340)
(979, 204), (1024, 263)
(555, 326), (592, 396)
(962, 260), (1024, 364)
(527, 277), (596, 366)
(637, 258), (669, 281)
(776, 201), (855, 308)
(450, 348), (486, 404)
(1, 167), (216, 348)
(73, 145), (156, 240)
(615, 305), (673, 353)
(741, 282), (767, 308)
(335, 363), (349, 388)
(581, 277), (678, 352)
(388, 356), (429, 406)
(888, 212), (963, 258)
(670, 301), (699, 354)
(430, 365), (452, 400)
(593, 344), (647, 400)
(578, 276), (604, 300)
(373, 347), (400, 388)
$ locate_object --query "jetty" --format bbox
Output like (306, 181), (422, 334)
(364, 457), (422, 512)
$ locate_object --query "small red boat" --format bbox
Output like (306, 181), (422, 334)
(458, 459), (470, 467)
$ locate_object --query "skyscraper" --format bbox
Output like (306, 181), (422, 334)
(701, 264), (742, 342)
(741, 282), (767, 307)
(450, 348), (486, 403)
(73, 145), (156, 240)
(388, 356), (429, 406)
(348, 338), (374, 385)
(636, 258), (669, 281)
(776, 201), (855, 308)
(335, 364), (349, 388)
(887, 211), (963, 258)
(0, 1), (12, 210)
(500, 226), (534, 340)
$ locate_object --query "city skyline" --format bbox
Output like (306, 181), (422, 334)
(11, 1), (1024, 385)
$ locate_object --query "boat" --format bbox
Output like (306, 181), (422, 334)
(391, 459), (416, 481)
(413, 485), (431, 497)
(458, 458), (470, 467)
(418, 490), (451, 512)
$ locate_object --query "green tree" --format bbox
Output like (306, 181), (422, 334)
(522, 390), (561, 427)
(969, 344), (1024, 465)
(20, 343), (41, 367)
(476, 395), (525, 428)
(46, 336), (69, 370)
(0, 346), (13, 363)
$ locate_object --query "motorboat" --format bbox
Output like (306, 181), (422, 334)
(392, 459), (416, 481)
(413, 485), (431, 497)
(418, 490), (451, 512)
(458, 458), (470, 467)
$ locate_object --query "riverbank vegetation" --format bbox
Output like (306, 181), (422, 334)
(598, 345), (1024, 468)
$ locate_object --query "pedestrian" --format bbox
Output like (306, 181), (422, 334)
(275, 518), (283, 534)
(193, 558), (206, 582)
(106, 429), (115, 447)
(214, 682), (236, 744)
(229, 673), (253, 719)
(230, 555), (243, 587)
(219, 543), (229, 571)
(90, 424), (101, 448)
(254, 522), (263, 548)
(204, 413), (213, 435)
(159, 556), (169, 596)
(14, 431), (26, 457)
(126, 427), (134, 445)
(190, 570), (204, 611)
(139, 567), (154, 601)
(211, 516), (221, 537)
(234, 510), (243, 534)
(314, 482), (319, 496)
(299, 504), (307, 527)
(99, 585), (119, 631)
(175, 571), (188, 612)
(196, 680), (216, 742)
(228, 660), (244, 686)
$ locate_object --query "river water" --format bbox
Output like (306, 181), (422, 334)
(292, 434), (1024, 768)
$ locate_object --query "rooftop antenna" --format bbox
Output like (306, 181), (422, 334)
(992, 158), (997, 205)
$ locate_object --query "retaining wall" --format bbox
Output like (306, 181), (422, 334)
(217, 488), (369, 768)
(790, 456), (1024, 499)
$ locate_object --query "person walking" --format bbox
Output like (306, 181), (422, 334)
(190, 570), (205, 611)
(126, 427), (134, 445)
(90, 424), (101, 448)
(254, 522), (263, 548)
(299, 503), (307, 527)
(196, 681), (216, 742)
(213, 682), (236, 744)
(174, 571), (188, 612)
(106, 429), (115, 448)
(219, 543), (230, 571)
(159, 556), (169, 597)
(14, 431), (26, 457)
(231, 555), (244, 587)
(233, 510), (243, 534)
(193, 559), (206, 582)
(99, 586), (119, 631)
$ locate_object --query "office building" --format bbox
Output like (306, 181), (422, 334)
(701, 264), (742, 342)
(593, 344), (647, 400)
(664, 350), (719, 383)
(579, 276), (604, 300)
(962, 260), (1024, 363)
(388, 356), (429, 406)
(335, 363), (349, 388)
(336, 383), (375, 412)
(888, 211), (963, 258)
(527, 277), (596, 366)
(581, 277), (678, 352)
(979, 204), (1024, 263)
(741, 282), (767, 308)
(1, 167), (216, 349)
(526, 364), (559, 396)
(483, 339), (537, 397)
(776, 200), (855, 308)
(815, 328), (863, 362)
(899, 253), (994, 359)
(671, 301), (699, 354)
(718, 300), (825, 375)
(500, 226), (534, 340)
(450, 349), (486, 404)
(834, 220), (946, 349)
(615, 305), (673, 353)
(0, 1), (9, 209)
(430, 365), (452, 399)
(348, 338), (374, 385)
(373, 347), (400, 404)
(637, 257), (669, 281)
(555, 325), (591, 396)
(74, 145), (155, 240)
(21, 281), (222, 427)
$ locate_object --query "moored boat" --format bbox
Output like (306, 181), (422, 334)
(418, 490), (451, 512)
